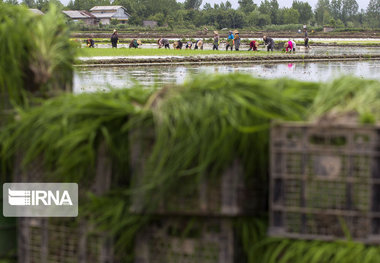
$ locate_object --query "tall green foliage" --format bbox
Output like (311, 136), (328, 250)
(0, 4), (76, 110)
(2, 75), (380, 261)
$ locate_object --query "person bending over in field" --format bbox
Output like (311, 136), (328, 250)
(248, 40), (259, 51)
(158, 38), (170, 49)
(185, 41), (193, 49)
(87, 38), (95, 48)
(284, 40), (293, 53)
(291, 40), (296, 53)
(173, 40), (183, 49)
(226, 31), (234, 51)
(129, 39), (141, 48)
(213, 31), (220, 50)
(111, 29), (118, 48)
(263, 36), (275, 52)
(194, 39), (203, 50)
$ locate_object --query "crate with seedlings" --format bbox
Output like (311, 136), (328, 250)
(269, 122), (380, 242)
(15, 143), (116, 263)
(129, 129), (265, 216)
(18, 218), (114, 263)
(134, 217), (244, 263)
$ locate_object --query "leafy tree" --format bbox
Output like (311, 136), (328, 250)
(279, 8), (300, 24)
(259, 0), (279, 24)
(330, 0), (342, 20)
(5, 0), (18, 4)
(238, 0), (256, 14)
(184, 0), (202, 10)
(22, 0), (35, 8)
(342, 0), (358, 22)
(315, 0), (331, 25)
(292, 0), (313, 24)
(257, 13), (271, 26)
(366, 0), (380, 28)
(203, 3), (212, 10)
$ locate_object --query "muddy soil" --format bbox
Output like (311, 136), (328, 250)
(72, 31), (380, 39)
(78, 54), (380, 66)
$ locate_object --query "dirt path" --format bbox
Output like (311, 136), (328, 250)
(77, 54), (380, 67)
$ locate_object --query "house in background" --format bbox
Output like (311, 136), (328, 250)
(90, 6), (130, 25)
(63, 10), (98, 25)
(29, 9), (44, 15)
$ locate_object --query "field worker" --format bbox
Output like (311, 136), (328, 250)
(291, 40), (296, 53)
(213, 31), (220, 50)
(248, 40), (259, 51)
(304, 28), (310, 48)
(87, 38), (95, 48)
(173, 40), (183, 49)
(194, 39), (203, 50)
(111, 29), (118, 48)
(226, 31), (234, 51)
(284, 40), (293, 53)
(158, 38), (170, 49)
(185, 41), (193, 49)
(263, 35), (275, 52)
(234, 30), (240, 51)
(129, 39), (141, 48)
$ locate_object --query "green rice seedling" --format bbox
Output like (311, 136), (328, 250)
(0, 4), (76, 109)
(308, 77), (380, 123)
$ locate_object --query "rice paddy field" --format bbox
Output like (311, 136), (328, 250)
(74, 60), (380, 93)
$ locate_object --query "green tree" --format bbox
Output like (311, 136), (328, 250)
(279, 8), (300, 24)
(184, 0), (202, 10)
(366, 0), (380, 28)
(342, 0), (358, 22)
(259, 0), (279, 24)
(292, 1), (313, 24)
(238, 0), (257, 14)
(5, 0), (18, 4)
(315, 0), (331, 25)
(330, 0), (342, 20)
(22, 0), (35, 8)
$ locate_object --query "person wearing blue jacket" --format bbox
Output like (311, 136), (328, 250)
(226, 31), (234, 51)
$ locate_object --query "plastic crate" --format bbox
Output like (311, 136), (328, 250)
(13, 143), (115, 263)
(134, 217), (244, 263)
(18, 218), (113, 263)
(130, 130), (265, 216)
(269, 122), (380, 242)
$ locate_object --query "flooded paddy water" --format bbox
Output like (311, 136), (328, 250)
(74, 60), (380, 93)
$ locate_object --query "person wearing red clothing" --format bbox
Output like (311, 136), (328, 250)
(248, 40), (259, 51)
(284, 40), (293, 53)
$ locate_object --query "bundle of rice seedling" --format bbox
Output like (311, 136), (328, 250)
(0, 4), (76, 109)
(308, 77), (380, 124)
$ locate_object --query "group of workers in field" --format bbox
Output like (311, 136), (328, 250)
(86, 28), (310, 52)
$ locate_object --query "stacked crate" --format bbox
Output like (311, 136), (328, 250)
(15, 143), (115, 263)
(130, 131), (265, 263)
(269, 122), (380, 242)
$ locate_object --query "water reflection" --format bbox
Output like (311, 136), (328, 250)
(74, 60), (380, 93)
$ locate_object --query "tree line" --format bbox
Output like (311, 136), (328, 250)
(2, 0), (380, 29)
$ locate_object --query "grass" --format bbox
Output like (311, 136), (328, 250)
(79, 48), (283, 57)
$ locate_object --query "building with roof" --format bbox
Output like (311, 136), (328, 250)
(29, 9), (44, 15)
(63, 10), (98, 25)
(89, 6), (130, 25)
